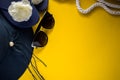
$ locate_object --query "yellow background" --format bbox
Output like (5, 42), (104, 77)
(19, 0), (120, 80)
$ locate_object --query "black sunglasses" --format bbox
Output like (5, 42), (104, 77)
(31, 11), (55, 47)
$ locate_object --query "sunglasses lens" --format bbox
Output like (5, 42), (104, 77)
(41, 12), (55, 29)
(32, 31), (48, 47)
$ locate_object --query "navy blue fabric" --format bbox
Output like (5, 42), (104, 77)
(0, 19), (9, 62)
(0, 0), (40, 28)
(35, 0), (48, 12)
(0, 11), (33, 80)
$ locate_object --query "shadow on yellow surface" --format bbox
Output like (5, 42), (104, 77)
(19, 0), (120, 80)
(54, 0), (74, 2)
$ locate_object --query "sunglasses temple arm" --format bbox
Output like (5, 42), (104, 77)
(34, 22), (42, 35)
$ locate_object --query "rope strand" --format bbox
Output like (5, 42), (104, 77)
(76, 0), (120, 15)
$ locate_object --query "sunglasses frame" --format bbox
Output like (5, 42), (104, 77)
(31, 11), (55, 47)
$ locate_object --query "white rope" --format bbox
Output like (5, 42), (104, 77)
(97, 0), (120, 9)
(76, 0), (120, 15)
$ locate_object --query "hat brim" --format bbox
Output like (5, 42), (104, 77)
(35, 0), (48, 11)
(0, 0), (39, 28)
(0, 11), (33, 79)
